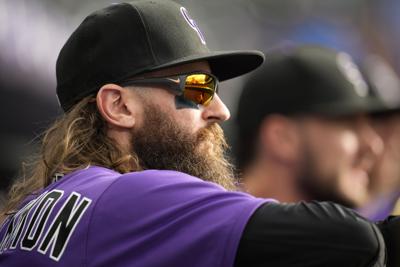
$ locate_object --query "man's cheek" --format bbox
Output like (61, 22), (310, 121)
(340, 131), (359, 156)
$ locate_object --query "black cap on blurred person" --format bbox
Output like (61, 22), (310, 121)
(362, 54), (400, 116)
(236, 45), (389, 169)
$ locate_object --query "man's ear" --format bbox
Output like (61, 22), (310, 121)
(96, 84), (136, 129)
(258, 114), (301, 163)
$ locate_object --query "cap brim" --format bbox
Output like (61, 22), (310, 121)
(145, 50), (265, 81)
(308, 97), (391, 117)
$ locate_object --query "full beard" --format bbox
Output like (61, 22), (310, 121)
(131, 102), (237, 191)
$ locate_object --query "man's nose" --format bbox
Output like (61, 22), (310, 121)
(201, 93), (231, 123)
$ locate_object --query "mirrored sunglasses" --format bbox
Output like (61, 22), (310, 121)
(118, 72), (218, 106)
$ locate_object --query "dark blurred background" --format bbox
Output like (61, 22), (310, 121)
(1, 0), (399, 200)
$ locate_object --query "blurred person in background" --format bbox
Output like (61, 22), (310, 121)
(236, 45), (386, 211)
(358, 55), (400, 220)
(365, 110), (400, 219)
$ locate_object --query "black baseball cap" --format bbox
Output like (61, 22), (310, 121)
(362, 54), (400, 116)
(56, 0), (264, 111)
(237, 45), (389, 133)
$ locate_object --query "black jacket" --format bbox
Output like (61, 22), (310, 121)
(235, 201), (393, 267)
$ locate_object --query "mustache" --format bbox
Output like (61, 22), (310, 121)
(196, 123), (228, 148)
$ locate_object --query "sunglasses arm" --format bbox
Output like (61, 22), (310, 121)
(119, 77), (184, 95)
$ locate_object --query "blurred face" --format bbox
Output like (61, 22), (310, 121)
(296, 115), (383, 208)
(126, 61), (236, 190)
(369, 113), (400, 196)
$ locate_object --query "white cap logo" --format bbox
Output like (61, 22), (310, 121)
(336, 52), (368, 97)
(180, 7), (206, 45)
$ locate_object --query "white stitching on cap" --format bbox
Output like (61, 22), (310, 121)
(336, 52), (369, 98)
(180, 7), (206, 45)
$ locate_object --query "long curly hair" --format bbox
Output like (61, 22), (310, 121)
(1, 95), (140, 221)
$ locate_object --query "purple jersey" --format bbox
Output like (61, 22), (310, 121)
(0, 166), (269, 266)
(358, 191), (400, 221)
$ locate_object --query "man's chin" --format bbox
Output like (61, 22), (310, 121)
(340, 169), (370, 207)
(197, 139), (215, 154)
(350, 169), (370, 187)
(132, 102), (235, 190)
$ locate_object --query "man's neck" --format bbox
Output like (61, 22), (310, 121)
(242, 159), (310, 203)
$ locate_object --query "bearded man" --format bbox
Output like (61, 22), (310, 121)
(0, 1), (398, 266)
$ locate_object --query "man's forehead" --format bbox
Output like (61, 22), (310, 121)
(137, 61), (211, 78)
(303, 113), (365, 124)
